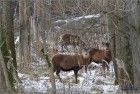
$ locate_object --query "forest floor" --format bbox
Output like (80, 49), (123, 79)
(17, 53), (119, 94)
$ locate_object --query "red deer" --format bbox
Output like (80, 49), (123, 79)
(52, 51), (90, 83)
(89, 43), (112, 71)
(60, 34), (86, 51)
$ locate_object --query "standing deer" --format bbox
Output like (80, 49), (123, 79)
(51, 50), (90, 83)
(60, 34), (86, 51)
(89, 43), (112, 71)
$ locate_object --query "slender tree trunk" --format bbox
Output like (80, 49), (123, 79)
(107, 0), (119, 85)
(0, 1), (7, 92)
(0, 50), (12, 92)
(128, 0), (140, 90)
(19, 0), (24, 65)
(135, 0), (140, 34)
(0, 0), (18, 92)
(0, 62), (6, 93)
(40, 0), (56, 93)
(130, 32), (140, 90)
(19, 0), (31, 67)
(32, 0), (44, 58)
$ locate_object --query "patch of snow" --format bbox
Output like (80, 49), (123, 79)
(54, 14), (101, 26)
(39, 76), (50, 80)
(57, 52), (80, 55)
(18, 73), (28, 78)
(90, 62), (102, 67)
(18, 73), (51, 93)
(54, 26), (61, 30)
(84, 14), (101, 19)
(72, 16), (83, 21)
(55, 20), (65, 23)
(15, 36), (19, 44)
(103, 85), (119, 94)
(23, 79), (49, 93)
(67, 71), (75, 77)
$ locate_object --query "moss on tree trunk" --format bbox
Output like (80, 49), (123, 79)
(0, 0), (18, 91)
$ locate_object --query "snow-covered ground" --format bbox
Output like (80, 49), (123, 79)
(18, 60), (119, 94)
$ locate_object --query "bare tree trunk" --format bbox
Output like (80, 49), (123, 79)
(128, 0), (140, 90)
(41, 33), (56, 94)
(130, 32), (140, 90)
(0, 0), (18, 92)
(32, 0), (44, 58)
(19, 0), (31, 67)
(0, 1), (7, 92)
(41, 0), (56, 93)
(30, 1), (57, 93)
(0, 62), (6, 92)
(0, 50), (12, 92)
(107, 0), (119, 85)
(135, 1), (140, 33)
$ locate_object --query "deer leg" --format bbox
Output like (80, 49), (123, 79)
(65, 46), (70, 52)
(74, 69), (79, 83)
(104, 64), (109, 71)
(103, 60), (110, 71)
(62, 45), (69, 52)
(56, 69), (62, 82)
(61, 44), (65, 52)
(85, 65), (88, 73)
(106, 63), (109, 71)
(102, 62), (106, 71)
(102, 62), (106, 77)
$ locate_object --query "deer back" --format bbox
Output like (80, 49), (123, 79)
(60, 34), (86, 48)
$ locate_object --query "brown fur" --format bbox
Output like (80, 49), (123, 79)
(60, 34), (86, 51)
(52, 53), (90, 83)
(89, 48), (112, 71)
